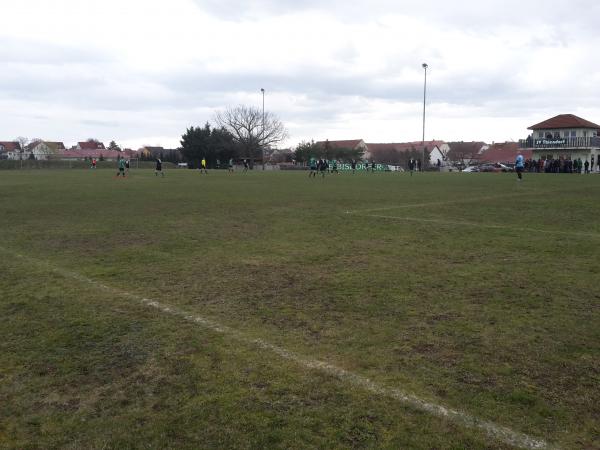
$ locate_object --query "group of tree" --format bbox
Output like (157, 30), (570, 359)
(159, 149), (181, 163)
(180, 123), (237, 168)
(293, 140), (364, 163)
(293, 141), (431, 169)
(107, 140), (121, 151)
(180, 105), (288, 168)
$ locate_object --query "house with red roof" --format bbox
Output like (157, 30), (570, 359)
(479, 142), (532, 164)
(366, 141), (445, 166)
(60, 149), (125, 161)
(76, 141), (106, 151)
(315, 139), (368, 156)
(446, 142), (489, 166)
(519, 114), (600, 167)
(0, 141), (23, 160)
(56, 141), (141, 161)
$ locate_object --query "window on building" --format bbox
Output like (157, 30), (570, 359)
(584, 131), (588, 138)
(553, 131), (560, 138)
(564, 131), (570, 138)
(546, 132), (553, 139)
(571, 130), (577, 137)
(538, 132), (544, 138)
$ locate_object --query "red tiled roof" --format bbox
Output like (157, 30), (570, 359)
(0, 141), (21, 152)
(479, 142), (532, 164)
(417, 140), (446, 148)
(446, 142), (487, 160)
(528, 114), (600, 130)
(78, 141), (106, 150)
(366, 142), (438, 153)
(60, 150), (90, 158)
(315, 139), (364, 149)
(60, 149), (125, 159)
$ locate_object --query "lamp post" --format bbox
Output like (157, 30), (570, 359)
(260, 88), (265, 141)
(421, 63), (428, 171)
(260, 88), (265, 166)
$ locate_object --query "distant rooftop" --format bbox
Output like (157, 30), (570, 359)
(528, 114), (600, 130)
(315, 139), (364, 149)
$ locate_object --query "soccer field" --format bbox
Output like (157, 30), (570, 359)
(1, 169), (598, 449)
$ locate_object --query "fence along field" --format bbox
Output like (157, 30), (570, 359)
(0, 169), (598, 449)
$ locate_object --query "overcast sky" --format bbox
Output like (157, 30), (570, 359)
(2, 0), (600, 149)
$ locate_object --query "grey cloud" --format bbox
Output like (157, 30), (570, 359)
(80, 119), (121, 127)
(160, 70), (418, 102)
(0, 36), (110, 64)
(0, 64), (173, 112)
(3, 53), (597, 128)
(191, 0), (324, 20)
(3, 0), (600, 147)
(0, 69), (109, 102)
(192, 0), (600, 28)
(159, 64), (526, 106)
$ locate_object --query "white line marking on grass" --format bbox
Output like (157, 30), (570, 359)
(366, 214), (600, 239)
(345, 193), (523, 214)
(2, 247), (554, 450)
(344, 186), (596, 215)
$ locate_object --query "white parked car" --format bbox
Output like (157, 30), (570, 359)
(462, 166), (479, 172)
(390, 165), (405, 172)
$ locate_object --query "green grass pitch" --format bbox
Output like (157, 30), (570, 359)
(0, 169), (598, 449)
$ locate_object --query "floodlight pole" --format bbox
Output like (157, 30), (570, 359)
(261, 88), (265, 163)
(422, 63), (428, 171)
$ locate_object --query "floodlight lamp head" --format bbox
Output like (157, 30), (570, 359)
(422, 63), (428, 69)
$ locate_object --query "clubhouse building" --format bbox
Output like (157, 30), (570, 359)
(519, 114), (600, 163)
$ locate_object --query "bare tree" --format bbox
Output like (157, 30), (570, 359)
(215, 105), (288, 161)
(15, 136), (29, 161)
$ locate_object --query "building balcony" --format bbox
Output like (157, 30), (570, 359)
(519, 136), (600, 149)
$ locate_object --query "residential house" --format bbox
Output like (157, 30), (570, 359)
(446, 142), (489, 166)
(26, 141), (66, 160)
(56, 141), (106, 160)
(366, 141), (445, 166)
(0, 141), (23, 160)
(60, 149), (124, 161)
(429, 146), (446, 166)
(432, 141), (451, 159)
(76, 141), (106, 151)
(480, 142), (532, 164)
(58, 143), (138, 161)
(518, 114), (600, 165)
